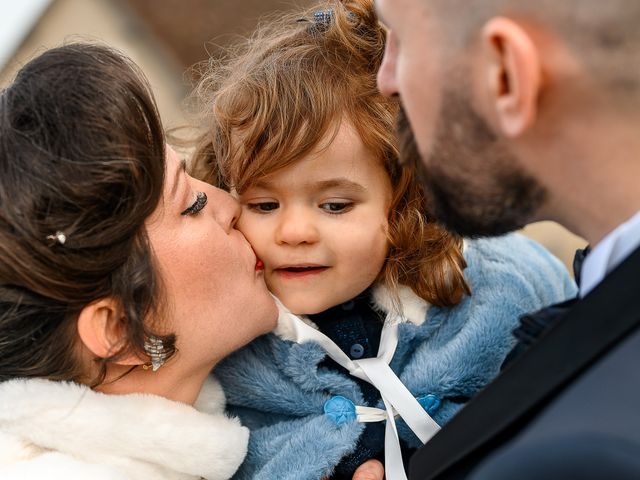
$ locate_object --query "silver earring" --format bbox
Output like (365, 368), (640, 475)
(143, 336), (168, 371)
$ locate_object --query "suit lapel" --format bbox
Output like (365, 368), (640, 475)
(410, 246), (640, 479)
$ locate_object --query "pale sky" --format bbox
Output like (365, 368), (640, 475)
(0, 0), (52, 70)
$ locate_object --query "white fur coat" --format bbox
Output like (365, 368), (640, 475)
(0, 376), (248, 479)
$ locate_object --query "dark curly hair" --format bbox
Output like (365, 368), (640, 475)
(0, 43), (175, 386)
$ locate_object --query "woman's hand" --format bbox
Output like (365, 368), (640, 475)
(352, 459), (384, 480)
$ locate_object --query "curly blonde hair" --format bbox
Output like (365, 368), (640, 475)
(191, 0), (470, 307)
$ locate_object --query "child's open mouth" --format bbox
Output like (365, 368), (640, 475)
(275, 265), (329, 279)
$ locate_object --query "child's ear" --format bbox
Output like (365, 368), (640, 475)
(76, 298), (142, 366)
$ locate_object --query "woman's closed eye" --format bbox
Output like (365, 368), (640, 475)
(319, 201), (354, 214)
(246, 201), (279, 213)
(181, 191), (208, 216)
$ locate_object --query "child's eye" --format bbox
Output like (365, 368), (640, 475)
(319, 202), (354, 214)
(181, 191), (207, 216)
(246, 202), (279, 213)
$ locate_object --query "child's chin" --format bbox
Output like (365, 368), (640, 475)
(282, 297), (331, 316)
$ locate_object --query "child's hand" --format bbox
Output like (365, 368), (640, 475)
(352, 459), (384, 480)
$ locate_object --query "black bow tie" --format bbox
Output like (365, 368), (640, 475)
(501, 247), (588, 370)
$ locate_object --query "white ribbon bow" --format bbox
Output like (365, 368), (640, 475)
(277, 301), (440, 480)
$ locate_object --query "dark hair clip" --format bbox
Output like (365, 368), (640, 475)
(296, 9), (334, 32)
(297, 9), (356, 33)
(313, 10), (334, 28)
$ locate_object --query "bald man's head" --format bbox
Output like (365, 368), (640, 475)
(377, 0), (640, 240)
(430, 0), (640, 92)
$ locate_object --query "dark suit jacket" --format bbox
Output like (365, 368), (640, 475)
(409, 245), (640, 479)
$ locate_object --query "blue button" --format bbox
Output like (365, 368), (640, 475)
(323, 395), (356, 425)
(417, 394), (442, 416)
(349, 343), (365, 359)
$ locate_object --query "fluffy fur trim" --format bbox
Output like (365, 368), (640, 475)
(371, 284), (430, 325)
(273, 285), (430, 342)
(0, 377), (248, 480)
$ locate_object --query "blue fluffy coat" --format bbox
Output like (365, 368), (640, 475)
(215, 234), (577, 479)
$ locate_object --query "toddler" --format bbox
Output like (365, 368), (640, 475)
(192, 1), (577, 479)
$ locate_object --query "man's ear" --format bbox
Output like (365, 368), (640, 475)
(480, 17), (542, 137)
(76, 298), (142, 366)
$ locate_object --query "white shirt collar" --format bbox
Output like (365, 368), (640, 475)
(580, 210), (640, 297)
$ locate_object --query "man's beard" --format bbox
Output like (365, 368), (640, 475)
(396, 93), (547, 238)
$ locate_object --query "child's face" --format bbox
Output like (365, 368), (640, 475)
(236, 121), (392, 315)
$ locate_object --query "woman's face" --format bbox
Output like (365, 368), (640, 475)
(145, 147), (277, 372)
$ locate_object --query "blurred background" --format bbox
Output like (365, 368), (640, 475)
(0, 0), (586, 271)
(0, 0), (318, 128)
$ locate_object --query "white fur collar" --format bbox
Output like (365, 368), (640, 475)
(273, 284), (430, 342)
(0, 377), (247, 480)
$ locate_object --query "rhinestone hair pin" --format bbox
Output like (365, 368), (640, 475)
(297, 9), (336, 32)
(46, 231), (66, 246)
(306, 9), (357, 31)
(313, 9), (334, 27)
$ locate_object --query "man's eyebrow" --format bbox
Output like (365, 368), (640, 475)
(170, 158), (187, 199)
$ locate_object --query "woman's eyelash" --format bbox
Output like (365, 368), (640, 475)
(181, 191), (208, 216)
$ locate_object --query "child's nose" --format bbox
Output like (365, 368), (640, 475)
(275, 210), (319, 246)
